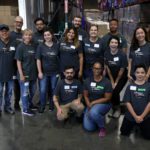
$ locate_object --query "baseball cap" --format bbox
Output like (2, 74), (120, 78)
(0, 24), (9, 31)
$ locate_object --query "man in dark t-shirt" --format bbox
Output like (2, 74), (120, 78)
(53, 66), (84, 121)
(72, 16), (88, 42)
(101, 19), (127, 54)
(0, 24), (16, 116)
(10, 16), (23, 110)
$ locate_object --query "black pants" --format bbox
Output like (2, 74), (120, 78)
(109, 70), (127, 106)
(14, 79), (20, 106)
(120, 117), (150, 140)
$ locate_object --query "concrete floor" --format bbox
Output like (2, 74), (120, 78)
(0, 108), (149, 150)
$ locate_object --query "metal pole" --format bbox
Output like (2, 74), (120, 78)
(64, 0), (68, 29)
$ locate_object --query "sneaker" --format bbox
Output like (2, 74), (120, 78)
(14, 104), (21, 111)
(4, 108), (15, 115)
(99, 128), (106, 137)
(29, 105), (38, 110)
(38, 106), (45, 113)
(22, 110), (35, 116)
(112, 109), (121, 118)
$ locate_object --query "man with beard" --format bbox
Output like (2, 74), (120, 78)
(72, 16), (88, 42)
(33, 17), (45, 45)
(101, 19), (127, 54)
(53, 66), (84, 121)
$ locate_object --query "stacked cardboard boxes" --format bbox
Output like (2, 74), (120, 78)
(0, 6), (18, 30)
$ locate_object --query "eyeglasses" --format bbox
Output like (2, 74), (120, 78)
(15, 21), (23, 24)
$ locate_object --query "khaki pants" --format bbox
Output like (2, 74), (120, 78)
(57, 100), (84, 121)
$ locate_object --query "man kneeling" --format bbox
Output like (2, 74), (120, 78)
(53, 66), (84, 121)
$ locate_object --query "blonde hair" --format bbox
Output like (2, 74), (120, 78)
(23, 29), (33, 35)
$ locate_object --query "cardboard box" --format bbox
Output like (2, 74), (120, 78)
(0, 6), (18, 16)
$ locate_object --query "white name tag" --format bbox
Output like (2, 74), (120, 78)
(130, 86), (137, 91)
(114, 57), (119, 61)
(24, 82), (29, 86)
(64, 85), (70, 89)
(90, 82), (96, 87)
(78, 35), (83, 41)
(10, 47), (15, 51)
(13, 76), (17, 79)
(85, 43), (90, 47)
(94, 44), (99, 48)
(71, 45), (75, 49)
(71, 86), (77, 89)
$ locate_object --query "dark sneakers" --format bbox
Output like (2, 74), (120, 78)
(38, 106), (45, 113)
(14, 103), (21, 111)
(4, 108), (15, 115)
(29, 105), (38, 110)
(22, 109), (35, 116)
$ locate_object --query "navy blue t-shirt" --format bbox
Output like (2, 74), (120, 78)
(0, 39), (16, 82)
(15, 42), (37, 81)
(54, 79), (82, 105)
(59, 41), (82, 72)
(32, 32), (44, 45)
(129, 42), (150, 76)
(36, 43), (60, 75)
(123, 82), (150, 121)
(101, 32), (127, 52)
(84, 77), (112, 103)
(104, 49), (128, 79)
(83, 37), (104, 69)
(77, 28), (88, 42)
(10, 31), (23, 43)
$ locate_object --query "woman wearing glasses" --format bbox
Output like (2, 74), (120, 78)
(83, 61), (112, 137)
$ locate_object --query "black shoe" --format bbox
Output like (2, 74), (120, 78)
(14, 104), (21, 111)
(22, 109), (35, 116)
(49, 107), (54, 112)
(38, 106), (45, 113)
(29, 105), (38, 110)
(4, 108), (15, 115)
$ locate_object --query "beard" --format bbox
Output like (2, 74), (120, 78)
(66, 76), (73, 80)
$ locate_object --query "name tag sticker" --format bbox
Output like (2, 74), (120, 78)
(71, 45), (75, 49)
(13, 76), (17, 79)
(85, 43), (90, 47)
(94, 44), (99, 48)
(64, 85), (70, 89)
(10, 47), (15, 51)
(78, 35), (83, 41)
(90, 82), (96, 87)
(24, 82), (29, 86)
(130, 86), (137, 91)
(114, 57), (119, 61)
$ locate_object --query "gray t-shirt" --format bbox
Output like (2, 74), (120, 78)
(123, 82), (150, 121)
(36, 43), (59, 75)
(54, 79), (82, 105)
(84, 77), (112, 103)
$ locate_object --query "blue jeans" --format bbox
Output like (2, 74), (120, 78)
(83, 103), (111, 131)
(20, 80), (36, 112)
(39, 74), (59, 109)
(0, 80), (14, 111)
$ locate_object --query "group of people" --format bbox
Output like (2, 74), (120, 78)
(0, 15), (150, 139)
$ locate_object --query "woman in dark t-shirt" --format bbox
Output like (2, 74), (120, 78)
(36, 28), (59, 113)
(104, 36), (128, 118)
(59, 27), (83, 79)
(128, 26), (150, 81)
(83, 61), (112, 137)
(120, 64), (150, 140)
